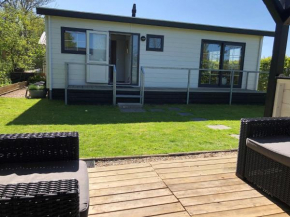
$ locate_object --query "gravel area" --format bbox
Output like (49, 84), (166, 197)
(0, 88), (27, 98)
(94, 151), (237, 167)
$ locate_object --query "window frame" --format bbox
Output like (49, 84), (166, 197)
(146, 34), (164, 52)
(198, 39), (246, 88)
(61, 27), (89, 55)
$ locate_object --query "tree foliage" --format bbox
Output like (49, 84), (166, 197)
(258, 56), (290, 91)
(1, 0), (53, 11)
(0, 5), (45, 85)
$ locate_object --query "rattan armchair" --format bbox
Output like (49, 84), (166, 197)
(0, 132), (89, 217)
(236, 117), (290, 206)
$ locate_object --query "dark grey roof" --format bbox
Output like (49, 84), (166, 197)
(36, 7), (275, 37)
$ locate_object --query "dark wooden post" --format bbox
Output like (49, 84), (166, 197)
(263, 0), (290, 117)
(264, 24), (289, 117)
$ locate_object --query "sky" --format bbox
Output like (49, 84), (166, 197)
(46, 0), (290, 58)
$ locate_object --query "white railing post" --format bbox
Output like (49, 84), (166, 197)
(229, 70), (235, 105)
(140, 67), (145, 105)
(187, 69), (191, 105)
(113, 65), (117, 106)
(65, 63), (69, 105)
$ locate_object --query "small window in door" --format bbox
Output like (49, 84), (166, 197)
(146, 35), (164, 52)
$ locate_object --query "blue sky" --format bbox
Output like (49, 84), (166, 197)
(47, 0), (289, 57)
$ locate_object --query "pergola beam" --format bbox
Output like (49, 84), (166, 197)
(263, 0), (285, 23)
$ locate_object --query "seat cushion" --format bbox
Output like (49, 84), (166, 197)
(0, 160), (89, 217)
(247, 136), (290, 167)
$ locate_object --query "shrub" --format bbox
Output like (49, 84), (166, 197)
(28, 74), (46, 84)
(0, 71), (11, 87)
(28, 84), (45, 90)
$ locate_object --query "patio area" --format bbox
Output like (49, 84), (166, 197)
(87, 154), (289, 217)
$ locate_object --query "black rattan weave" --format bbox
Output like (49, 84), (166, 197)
(0, 179), (79, 217)
(0, 132), (79, 163)
(236, 117), (290, 206)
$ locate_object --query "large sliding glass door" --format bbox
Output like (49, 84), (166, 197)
(199, 40), (245, 88)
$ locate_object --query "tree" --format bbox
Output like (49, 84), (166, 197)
(1, 0), (54, 12)
(0, 6), (45, 72)
(0, 0), (8, 7)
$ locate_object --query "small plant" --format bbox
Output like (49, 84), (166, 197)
(28, 84), (45, 90)
(28, 74), (46, 84)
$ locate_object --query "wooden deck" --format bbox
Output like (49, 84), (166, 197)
(87, 155), (289, 217)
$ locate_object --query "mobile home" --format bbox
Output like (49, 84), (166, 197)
(36, 7), (274, 105)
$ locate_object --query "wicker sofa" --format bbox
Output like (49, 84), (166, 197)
(0, 132), (89, 217)
(236, 117), (290, 206)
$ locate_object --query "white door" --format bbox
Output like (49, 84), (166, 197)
(86, 31), (109, 83)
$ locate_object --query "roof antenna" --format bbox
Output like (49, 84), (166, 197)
(132, 4), (136, 17)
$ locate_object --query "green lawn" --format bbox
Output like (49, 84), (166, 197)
(0, 98), (264, 158)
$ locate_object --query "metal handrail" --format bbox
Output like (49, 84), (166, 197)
(141, 66), (269, 105)
(65, 62), (117, 105)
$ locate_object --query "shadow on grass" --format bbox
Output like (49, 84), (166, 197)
(7, 99), (264, 126)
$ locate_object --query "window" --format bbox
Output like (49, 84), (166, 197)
(146, 34), (164, 51)
(199, 40), (245, 88)
(61, 27), (87, 54)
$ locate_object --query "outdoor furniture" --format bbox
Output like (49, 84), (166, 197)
(236, 117), (290, 206)
(0, 132), (89, 217)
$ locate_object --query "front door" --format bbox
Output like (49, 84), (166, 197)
(86, 31), (109, 83)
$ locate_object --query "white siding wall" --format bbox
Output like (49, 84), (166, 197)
(49, 16), (262, 89)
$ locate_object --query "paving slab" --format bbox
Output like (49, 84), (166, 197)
(191, 118), (208, 121)
(230, 134), (240, 139)
(150, 109), (165, 112)
(168, 107), (182, 111)
(178, 112), (193, 116)
(120, 108), (146, 113)
(207, 125), (231, 130)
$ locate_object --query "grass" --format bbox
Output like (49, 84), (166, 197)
(0, 98), (264, 158)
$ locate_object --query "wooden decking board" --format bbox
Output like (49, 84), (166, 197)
(185, 197), (273, 215)
(90, 182), (167, 197)
(179, 190), (261, 206)
(88, 203), (185, 217)
(155, 163), (236, 174)
(90, 189), (172, 205)
(163, 173), (235, 185)
(90, 177), (163, 190)
(89, 171), (158, 184)
(173, 184), (253, 198)
(193, 205), (289, 217)
(89, 195), (178, 214)
(88, 155), (286, 217)
(88, 163), (151, 173)
(151, 158), (236, 169)
(89, 167), (154, 178)
(261, 212), (290, 217)
(152, 212), (191, 217)
(168, 178), (243, 192)
(150, 156), (236, 165)
(158, 167), (236, 179)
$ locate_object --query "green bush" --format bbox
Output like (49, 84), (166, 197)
(28, 74), (46, 84)
(0, 71), (11, 87)
(28, 84), (45, 90)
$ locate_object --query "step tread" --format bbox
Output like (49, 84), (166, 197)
(116, 94), (141, 98)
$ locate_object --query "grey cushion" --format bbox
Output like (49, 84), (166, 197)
(0, 160), (89, 217)
(247, 136), (290, 167)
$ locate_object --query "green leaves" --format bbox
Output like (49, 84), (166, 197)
(0, 6), (45, 73)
